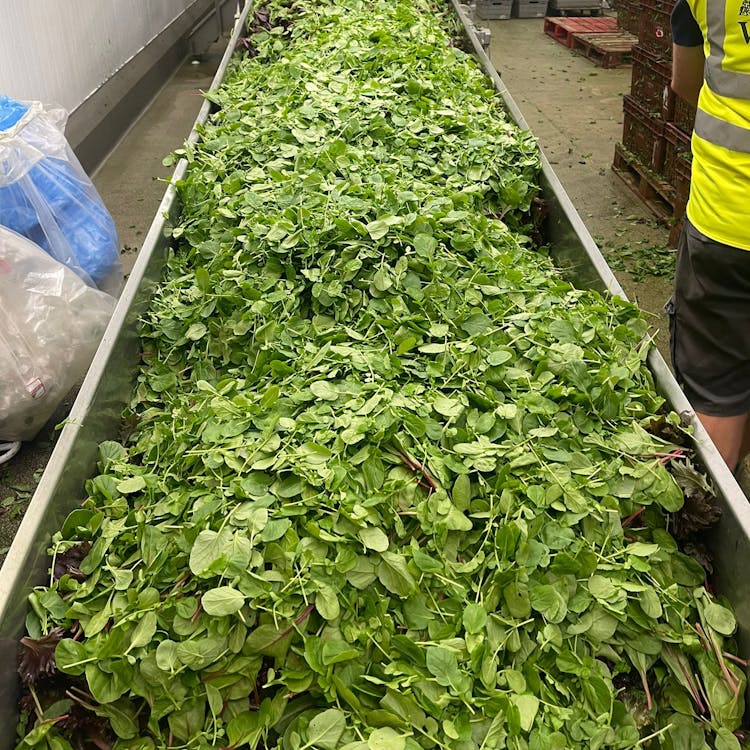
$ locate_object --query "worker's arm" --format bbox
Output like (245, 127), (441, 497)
(672, 43), (705, 106)
(670, 0), (705, 107)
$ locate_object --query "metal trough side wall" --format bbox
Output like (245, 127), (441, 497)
(450, 0), (750, 662)
(0, 1), (748, 743)
(0, 3), (253, 743)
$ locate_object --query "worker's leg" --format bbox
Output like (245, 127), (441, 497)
(740, 419), (750, 465)
(667, 219), (750, 472)
(695, 411), (749, 471)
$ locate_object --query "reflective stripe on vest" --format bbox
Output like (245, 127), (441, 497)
(694, 106), (750, 150)
(704, 0), (750, 99)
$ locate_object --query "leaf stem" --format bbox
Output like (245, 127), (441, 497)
(694, 622), (711, 653)
(65, 687), (98, 712)
(621, 506), (645, 528)
(695, 671), (711, 714)
(634, 723), (672, 746)
(723, 651), (749, 668)
(398, 451), (437, 492)
(28, 686), (44, 719)
(671, 649), (706, 714)
(272, 603), (316, 645)
(639, 668), (652, 711)
(39, 714), (69, 726)
(702, 624), (740, 696)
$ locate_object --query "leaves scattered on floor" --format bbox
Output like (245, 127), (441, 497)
(599, 239), (677, 282)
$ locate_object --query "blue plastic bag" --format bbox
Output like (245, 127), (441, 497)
(0, 96), (122, 295)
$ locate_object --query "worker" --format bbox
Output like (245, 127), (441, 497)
(668, 0), (750, 474)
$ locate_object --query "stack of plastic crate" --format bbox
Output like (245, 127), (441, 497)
(662, 78), (697, 244)
(613, 0), (697, 246)
(616, 0), (640, 35)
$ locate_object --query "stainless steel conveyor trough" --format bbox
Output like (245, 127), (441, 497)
(1, 1), (748, 744)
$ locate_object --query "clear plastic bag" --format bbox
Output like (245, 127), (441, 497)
(0, 95), (123, 296)
(0, 226), (116, 442)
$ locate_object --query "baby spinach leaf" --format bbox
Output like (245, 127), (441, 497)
(462, 603), (487, 635)
(306, 708), (347, 750)
(426, 647), (461, 689)
(368, 727), (407, 750)
(54, 639), (88, 676)
(129, 611), (158, 649)
(359, 527), (389, 553)
(201, 586), (245, 616)
(703, 602), (737, 636)
(315, 585), (340, 621)
(227, 712), (263, 748)
(116, 476), (145, 494)
(510, 694), (540, 733)
(377, 553), (416, 597)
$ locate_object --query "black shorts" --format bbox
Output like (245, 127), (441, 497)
(666, 218), (750, 417)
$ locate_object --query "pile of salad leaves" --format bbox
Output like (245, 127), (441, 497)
(16, 0), (747, 749)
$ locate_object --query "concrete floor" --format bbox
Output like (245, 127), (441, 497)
(0, 17), (679, 559)
(0, 50), (225, 558)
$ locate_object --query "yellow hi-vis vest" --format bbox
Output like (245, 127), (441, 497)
(685, 0), (750, 250)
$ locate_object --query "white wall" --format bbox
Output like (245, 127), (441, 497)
(0, 0), (202, 112)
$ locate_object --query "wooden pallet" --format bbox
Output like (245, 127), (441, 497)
(612, 143), (678, 222)
(570, 30), (637, 67)
(544, 15), (619, 47)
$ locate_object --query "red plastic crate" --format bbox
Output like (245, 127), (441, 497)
(613, 143), (677, 224)
(617, 0), (640, 36)
(630, 44), (672, 115)
(662, 122), (692, 185)
(671, 94), (696, 134)
(638, 0), (672, 59)
(644, 0), (674, 10)
(622, 94), (666, 172)
(672, 151), (692, 209)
